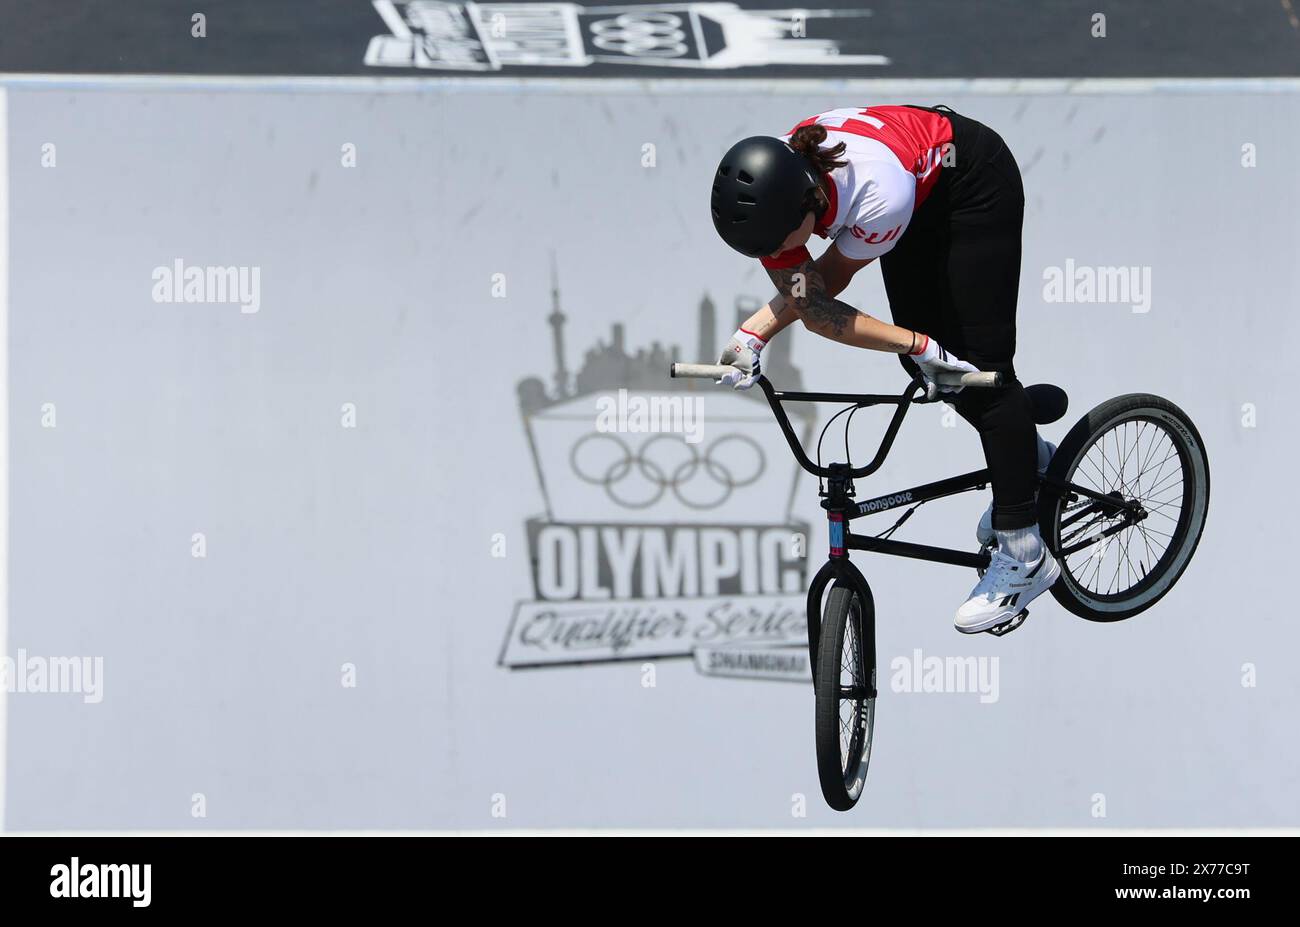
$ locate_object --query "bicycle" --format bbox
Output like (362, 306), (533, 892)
(668, 363), (1210, 811)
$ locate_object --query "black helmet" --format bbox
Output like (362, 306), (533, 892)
(711, 136), (821, 258)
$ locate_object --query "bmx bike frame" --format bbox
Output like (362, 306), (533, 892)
(755, 373), (1146, 664)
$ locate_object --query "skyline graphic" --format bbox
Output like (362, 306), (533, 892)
(517, 263), (806, 416)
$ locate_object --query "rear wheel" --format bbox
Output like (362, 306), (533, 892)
(814, 584), (876, 810)
(1039, 393), (1209, 621)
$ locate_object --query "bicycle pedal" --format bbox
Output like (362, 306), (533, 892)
(986, 608), (1029, 637)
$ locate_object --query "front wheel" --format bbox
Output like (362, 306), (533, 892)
(1039, 393), (1210, 622)
(814, 583), (877, 811)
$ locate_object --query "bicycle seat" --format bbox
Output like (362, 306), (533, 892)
(1025, 384), (1068, 425)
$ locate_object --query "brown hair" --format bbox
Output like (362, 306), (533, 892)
(788, 123), (846, 216)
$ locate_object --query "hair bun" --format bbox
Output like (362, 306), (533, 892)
(787, 123), (847, 175)
(789, 123), (828, 154)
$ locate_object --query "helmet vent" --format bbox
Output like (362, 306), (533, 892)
(737, 170), (754, 184)
(737, 194), (756, 206)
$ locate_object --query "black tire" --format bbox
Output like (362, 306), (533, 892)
(814, 583), (876, 811)
(1039, 393), (1209, 622)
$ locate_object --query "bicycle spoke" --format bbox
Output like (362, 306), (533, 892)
(836, 603), (866, 774)
(1056, 414), (1188, 600)
(1135, 522), (1159, 573)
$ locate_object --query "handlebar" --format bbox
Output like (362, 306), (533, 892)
(669, 362), (1002, 391)
(668, 362), (1004, 480)
(669, 362), (736, 379)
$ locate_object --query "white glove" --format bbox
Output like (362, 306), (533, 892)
(910, 334), (979, 399)
(717, 328), (767, 390)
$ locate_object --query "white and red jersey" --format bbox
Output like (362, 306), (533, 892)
(762, 105), (954, 270)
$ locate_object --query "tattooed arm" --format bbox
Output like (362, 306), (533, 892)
(765, 257), (917, 352)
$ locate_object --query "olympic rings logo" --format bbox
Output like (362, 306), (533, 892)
(569, 432), (765, 510)
(588, 13), (689, 58)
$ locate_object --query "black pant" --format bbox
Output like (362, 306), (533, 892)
(881, 106), (1037, 530)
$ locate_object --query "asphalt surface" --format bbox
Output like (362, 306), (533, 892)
(0, 0), (1296, 78)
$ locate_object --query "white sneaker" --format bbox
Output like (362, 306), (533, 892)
(975, 437), (1057, 547)
(955, 546), (1061, 633)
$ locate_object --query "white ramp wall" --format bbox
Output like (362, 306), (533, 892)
(3, 82), (1297, 828)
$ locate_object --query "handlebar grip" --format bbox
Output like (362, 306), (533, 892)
(935, 370), (1003, 388)
(670, 363), (737, 379)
